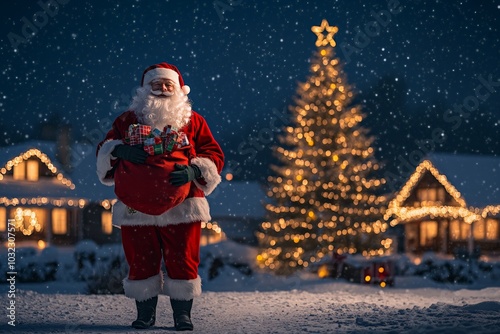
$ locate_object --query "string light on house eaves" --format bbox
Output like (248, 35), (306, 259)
(385, 159), (500, 226)
(0, 148), (88, 209)
(0, 148), (75, 189)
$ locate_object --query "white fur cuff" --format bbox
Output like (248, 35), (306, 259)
(163, 275), (202, 300)
(123, 273), (163, 301)
(191, 156), (222, 196)
(96, 139), (123, 186)
(111, 197), (211, 227)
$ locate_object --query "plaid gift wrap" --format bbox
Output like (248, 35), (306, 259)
(144, 143), (163, 155)
(163, 132), (178, 152)
(123, 123), (186, 155)
(126, 124), (152, 145)
(144, 136), (164, 155)
(162, 125), (180, 152)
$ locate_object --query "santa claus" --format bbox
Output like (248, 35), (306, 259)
(96, 62), (224, 331)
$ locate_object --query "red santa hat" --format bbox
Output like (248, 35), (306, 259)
(141, 62), (191, 95)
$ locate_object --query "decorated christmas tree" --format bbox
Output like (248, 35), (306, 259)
(257, 20), (388, 275)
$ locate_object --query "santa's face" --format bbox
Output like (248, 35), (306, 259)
(128, 79), (192, 129)
(150, 79), (176, 98)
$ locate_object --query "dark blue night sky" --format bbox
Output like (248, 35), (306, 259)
(1, 0), (499, 181)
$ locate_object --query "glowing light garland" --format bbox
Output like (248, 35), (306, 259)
(0, 148), (91, 210)
(385, 160), (500, 226)
(14, 207), (42, 236)
(0, 148), (75, 189)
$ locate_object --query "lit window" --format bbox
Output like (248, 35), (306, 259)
(12, 208), (46, 236)
(437, 188), (445, 202)
(462, 222), (471, 239)
(450, 220), (471, 240)
(0, 207), (6, 232)
(450, 220), (460, 241)
(418, 188), (446, 203)
(473, 220), (485, 240)
(27, 160), (39, 181)
(52, 208), (67, 235)
(486, 219), (498, 240)
(13, 161), (26, 180)
(101, 211), (113, 234)
(420, 221), (438, 246)
(417, 188), (436, 202)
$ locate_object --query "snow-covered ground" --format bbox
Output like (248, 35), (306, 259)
(1, 241), (500, 333)
(2, 278), (500, 333)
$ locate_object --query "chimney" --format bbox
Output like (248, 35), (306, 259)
(56, 124), (73, 172)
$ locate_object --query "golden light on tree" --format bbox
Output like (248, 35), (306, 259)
(257, 20), (387, 275)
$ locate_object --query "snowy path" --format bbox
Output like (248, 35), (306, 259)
(2, 281), (500, 334)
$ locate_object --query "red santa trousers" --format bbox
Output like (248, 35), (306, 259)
(121, 222), (202, 302)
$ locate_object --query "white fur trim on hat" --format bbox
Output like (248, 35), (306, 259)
(191, 156), (222, 196)
(96, 139), (123, 186)
(143, 68), (179, 86)
(143, 68), (191, 95)
(123, 273), (163, 301)
(163, 275), (202, 300)
(111, 197), (211, 227)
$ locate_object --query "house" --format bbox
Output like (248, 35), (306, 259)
(385, 153), (500, 256)
(0, 140), (119, 247)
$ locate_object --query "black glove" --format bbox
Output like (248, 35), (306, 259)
(170, 164), (202, 186)
(111, 144), (148, 164)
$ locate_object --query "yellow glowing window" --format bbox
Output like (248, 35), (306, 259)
(450, 220), (460, 240)
(437, 188), (445, 202)
(418, 188), (445, 203)
(12, 208), (46, 235)
(420, 221), (438, 246)
(486, 219), (498, 240)
(450, 220), (471, 241)
(101, 211), (113, 235)
(473, 220), (485, 240)
(13, 161), (26, 180)
(26, 160), (39, 181)
(52, 208), (67, 235)
(0, 207), (6, 231)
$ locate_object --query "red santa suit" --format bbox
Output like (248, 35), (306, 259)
(96, 107), (224, 302)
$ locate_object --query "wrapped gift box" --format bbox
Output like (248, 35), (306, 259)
(126, 124), (152, 145)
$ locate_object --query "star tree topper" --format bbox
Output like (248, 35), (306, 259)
(311, 19), (339, 47)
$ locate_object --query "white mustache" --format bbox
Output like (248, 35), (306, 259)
(150, 89), (174, 97)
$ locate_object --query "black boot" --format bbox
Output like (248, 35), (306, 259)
(132, 296), (158, 329)
(170, 299), (194, 331)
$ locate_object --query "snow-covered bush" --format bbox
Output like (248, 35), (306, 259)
(73, 240), (99, 281)
(72, 241), (128, 294)
(199, 240), (256, 281)
(10, 246), (59, 283)
(418, 259), (478, 284)
(84, 244), (128, 295)
(397, 252), (499, 284)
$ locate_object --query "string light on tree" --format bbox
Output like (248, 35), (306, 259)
(257, 20), (388, 275)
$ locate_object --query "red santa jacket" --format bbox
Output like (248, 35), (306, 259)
(96, 110), (224, 226)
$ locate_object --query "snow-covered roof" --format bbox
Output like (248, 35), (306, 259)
(426, 153), (500, 207)
(207, 180), (267, 219)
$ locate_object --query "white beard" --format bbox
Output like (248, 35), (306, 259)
(129, 86), (192, 130)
